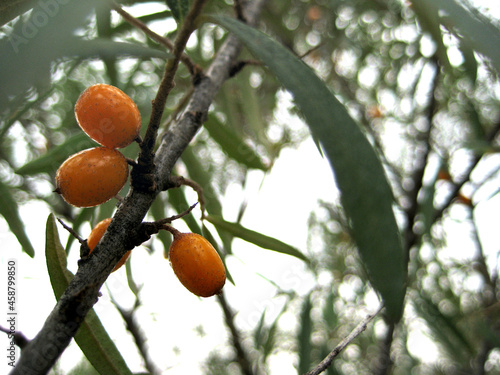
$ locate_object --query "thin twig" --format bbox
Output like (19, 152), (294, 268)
(299, 42), (325, 59)
(217, 292), (255, 375)
(134, 0), (209, 190)
(156, 202), (198, 224)
(433, 118), (500, 222)
(404, 59), (440, 256)
(109, 296), (162, 375)
(469, 207), (497, 374)
(169, 176), (206, 218)
(57, 217), (84, 243)
(109, 0), (199, 76)
(0, 326), (30, 350)
(304, 305), (383, 375)
(372, 322), (395, 375)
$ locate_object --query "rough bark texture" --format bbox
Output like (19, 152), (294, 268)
(11, 1), (266, 374)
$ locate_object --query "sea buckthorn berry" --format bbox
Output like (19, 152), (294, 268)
(168, 231), (226, 297)
(55, 147), (129, 207)
(87, 218), (131, 272)
(75, 84), (141, 149)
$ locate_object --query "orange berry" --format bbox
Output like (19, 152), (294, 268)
(75, 84), (141, 149)
(55, 147), (129, 207)
(168, 231), (226, 297)
(87, 218), (131, 272)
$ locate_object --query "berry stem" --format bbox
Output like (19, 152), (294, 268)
(162, 224), (182, 238)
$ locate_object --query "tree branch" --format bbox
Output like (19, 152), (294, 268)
(133, 0), (209, 191)
(403, 59), (439, 257)
(371, 322), (395, 375)
(304, 305), (382, 375)
(113, 301), (162, 375)
(217, 292), (255, 375)
(10, 1), (267, 374)
(432, 118), (500, 222)
(0, 326), (30, 350)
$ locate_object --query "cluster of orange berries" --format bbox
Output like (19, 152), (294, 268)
(56, 84), (141, 208)
(54, 84), (225, 296)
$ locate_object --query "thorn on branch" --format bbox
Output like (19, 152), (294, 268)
(0, 325), (30, 350)
(123, 203), (198, 250)
(168, 176), (206, 218)
(157, 202), (199, 225)
(126, 158), (138, 167)
(57, 217), (84, 244)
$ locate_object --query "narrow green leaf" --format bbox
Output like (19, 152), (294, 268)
(66, 38), (172, 60)
(0, 0), (100, 113)
(459, 39), (478, 82)
(253, 304), (285, 361)
(45, 213), (75, 297)
(125, 258), (141, 299)
(0, 180), (35, 257)
(0, 0), (36, 27)
(237, 69), (272, 151)
(298, 293), (313, 374)
(204, 115), (269, 171)
(16, 133), (97, 176)
(464, 108), (486, 148)
(410, 2), (452, 71)
(75, 311), (134, 375)
(419, 0), (500, 75)
(166, 0), (190, 25)
(112, 11), (172, 35)
(263, 305), (285, 360)
(212, 16), (406, 322)
(205, 214), (308, 262)
(418, 171), (438, 239)
(45, 214), (134, 375)
(413, 294), (475, 364)
(253, 309), (267, 350)
(322, 290), (337, 330)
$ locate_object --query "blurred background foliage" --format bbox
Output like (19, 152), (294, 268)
(1, 0), (499, 374)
